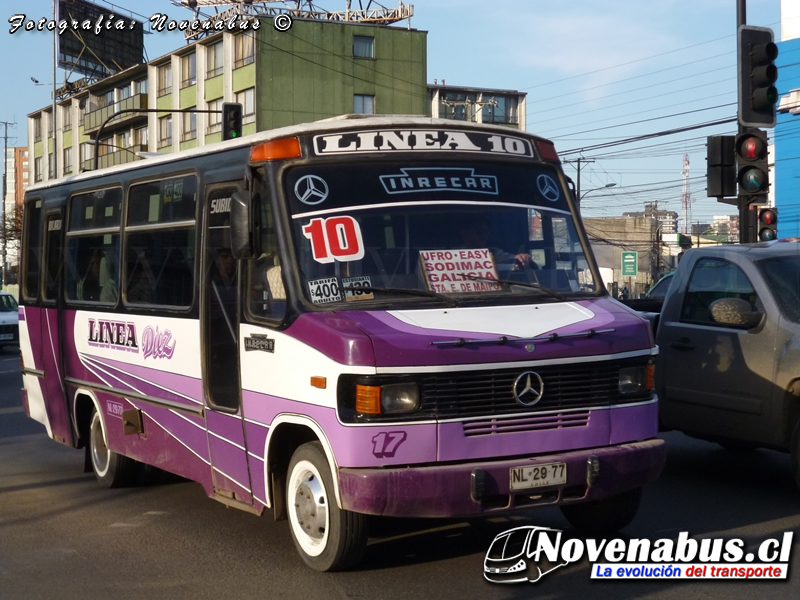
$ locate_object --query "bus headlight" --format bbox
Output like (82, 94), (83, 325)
(381, 382), (420, 414)
(618, 364), (654, 395)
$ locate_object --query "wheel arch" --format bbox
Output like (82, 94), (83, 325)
(263, 415), (341, 513)
(72, 389), (103, 448)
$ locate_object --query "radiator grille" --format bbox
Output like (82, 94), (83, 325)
(462, 411), (591, 437)
(419, 359), (651, 419)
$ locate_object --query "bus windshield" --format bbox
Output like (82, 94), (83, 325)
(281, 161), (597, 307)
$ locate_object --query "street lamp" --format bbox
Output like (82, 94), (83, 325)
(579, 182), (617, 202)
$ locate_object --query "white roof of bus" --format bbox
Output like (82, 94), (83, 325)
(27, 115), (545, 193)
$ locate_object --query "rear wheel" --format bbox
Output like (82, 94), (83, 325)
(286, 442), (367, 571)
(89, 408), (136, 488)
(560, 487), (642, 536)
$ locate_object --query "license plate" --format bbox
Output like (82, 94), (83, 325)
(510, 462), (567, 491)
(0, 334), (12, 341)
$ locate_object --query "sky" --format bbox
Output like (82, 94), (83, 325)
(0, 0), (791, 229)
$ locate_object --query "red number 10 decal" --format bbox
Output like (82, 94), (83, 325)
(302, 216), (365, 264)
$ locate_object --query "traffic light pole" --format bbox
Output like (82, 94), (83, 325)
(738, 0), (749, 243)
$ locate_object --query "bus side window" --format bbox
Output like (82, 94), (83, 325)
(22, 199), (43, 301)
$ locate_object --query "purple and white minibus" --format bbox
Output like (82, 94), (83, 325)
(20, 115), (665, 571)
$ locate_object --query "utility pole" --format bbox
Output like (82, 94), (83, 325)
(563, 157), (595, 201)
(0, 120), (15, 290)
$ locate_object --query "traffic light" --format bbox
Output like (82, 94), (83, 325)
(738, 25), (779, 128)
(757, 207), (778, 241)
(222, 102), (243, 140)
(735, 129), (769, 203)
(706, 135), (736, 200)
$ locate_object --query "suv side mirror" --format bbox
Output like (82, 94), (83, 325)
(709, 298), (764, 329)
(230, 190), (255, 260)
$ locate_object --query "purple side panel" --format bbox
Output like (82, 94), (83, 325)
(283, 313), (375, 366)
(208, 435), (252, 501)
(242, 391), (437, 468)
(93, 394), (214, 494)
(245, 421), (269, 506)
(40, 308), (73, 444)
(207, 410), (246, 445)
(206, 410), (252, 502)
(331, 297), (652, 368)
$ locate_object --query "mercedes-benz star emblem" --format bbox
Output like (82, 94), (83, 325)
(294, 174), (329, 205)
(512, 371), (544, 407)
(536, 174), (560, 202)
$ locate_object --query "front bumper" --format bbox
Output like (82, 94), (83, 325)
(338, 438), (665, 518)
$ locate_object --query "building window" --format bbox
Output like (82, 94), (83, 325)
(182, 109), (197, 141)
(482, 96), (516, 124)
(208, 98), (222, 133)
(63, 147), (72, 174)
(62, 105), (72, 131)
(46, 112), (53, 137)
(117, 131), (131, 149)
(234, 31), (255, 68)
(353, 35), (374, 58)
(235, 88), (255, 124)
(134, 126), (148, 147)
(354, 94), (375, 114)
(135, 79), (148, 95)
(48, 153), (54, 178)
(158, 115), (172, 148)
(207, 41), (223, 77)
(34, 117), (42, 142)
(118, 85), (131, 100)
(181, 53), (196, 87)
(158, 64), (172, 96)
(80, 142), (91, 164)
(34, 157), (42, 182)
(98, 90), (115, 108)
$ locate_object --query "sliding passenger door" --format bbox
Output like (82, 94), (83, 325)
(201, 184), (253, 506)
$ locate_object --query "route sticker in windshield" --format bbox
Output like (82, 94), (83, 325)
(419, 249), (501, 293)
(307, 277), (342, 304)
(302, 216), (365, 263)
(379, 168), (498, 195)
(343, 276), (375, 301)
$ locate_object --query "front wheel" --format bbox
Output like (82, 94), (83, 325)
(286, 442), (367, 571)
(560, 487), (642, 536)
(89, 408), (136, 488)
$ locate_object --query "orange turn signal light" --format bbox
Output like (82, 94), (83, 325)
(250, 137), (302, 162)
(355, 384), (381, 414)
(646, 364), (655, 391)
(310, 376), (327, 389)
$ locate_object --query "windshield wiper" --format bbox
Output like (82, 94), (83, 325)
(464, 274), (564, 300)
(345, 285), (460, 307)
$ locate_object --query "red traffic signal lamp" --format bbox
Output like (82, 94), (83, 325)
(757, 207), (778, 241)
(738, 25), (779, 128)
(735, 130), (769, 202)
(222, 102), (243, 140)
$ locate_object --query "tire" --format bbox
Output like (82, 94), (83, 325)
(286, 442), (368, 571)
(560, 487), (643, 536)
(89, 408), (137, 488)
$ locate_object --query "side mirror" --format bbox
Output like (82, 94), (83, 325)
(709, 298), (764, 329)
(230, 190), (254, 260)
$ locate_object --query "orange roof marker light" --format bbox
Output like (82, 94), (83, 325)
(250, 137), (302, 162)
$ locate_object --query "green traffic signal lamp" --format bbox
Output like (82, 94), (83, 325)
(222, 102), (243, 140)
